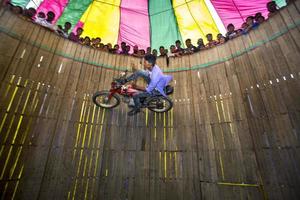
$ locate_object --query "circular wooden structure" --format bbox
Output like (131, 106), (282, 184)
(0, 3), (300, 200)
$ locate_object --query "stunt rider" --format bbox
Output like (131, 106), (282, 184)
(125, 54), (173, 116)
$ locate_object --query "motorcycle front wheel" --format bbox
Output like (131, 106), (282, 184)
(92, 91), (120, 109)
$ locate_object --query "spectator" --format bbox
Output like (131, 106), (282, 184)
(152, 49), (158, 57)
(125, 45), (131, 55)
(103, 45), (109, 52)
(244, 16), (259, 33)
(57, 22), (71, 38)
(184, 38), (196, 54)
(175, 40), (184, 54)
(146, 47), (151, 55)
(217, 34), (227, 45)
(159, 46), (167, 57)
(68, 27), (83, 42)
(35, 12), (46, 25)
(91, 37), (101, 48)
(196, 38), (206, 51)
(107, 43), (114, 53)
(140, 49), (146, 56)
(225, 23), (237, 39)
(83, 36), (91, 46)
(241, 22), (249, 33)
(169, 45), (181, 57)
(120, 42), (127, 54)
(99, 43), (104, 50)
(256, 15), (265, 24)
(24, 7), (36, 20)
(236, 29), (244, 36)
(267, 1), (279, 17)
(42, 11), (56, 29)
(255, 12), (262, 22)
(205, 33), (218, 48)
(112, 44), (120, 54)
(132, 45), (139, 57)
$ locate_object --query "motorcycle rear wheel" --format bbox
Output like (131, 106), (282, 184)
(146, 96), (173, 113)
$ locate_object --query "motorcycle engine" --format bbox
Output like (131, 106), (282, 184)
(122, 96), (131, 104)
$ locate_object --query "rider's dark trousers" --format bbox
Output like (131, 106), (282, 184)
(126, 70), (152, 110)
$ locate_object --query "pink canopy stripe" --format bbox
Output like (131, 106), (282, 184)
(36, 0), (69, 24)
(210, 0), (269, 29)
(72, 21), (84, 34)
(118, 0), (150, 51)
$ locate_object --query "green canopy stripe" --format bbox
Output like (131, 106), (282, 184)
(149, 0), (183, 51)
(56, 0), (93, 28)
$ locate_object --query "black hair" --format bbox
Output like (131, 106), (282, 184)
(65, 22), (71, 26)
(159, 46), (164, 49)
(47, 11), (55, 17)
(227, 23), (234, 29)
(144, 54), (156, 66)
(185, 38), (191, 42)
(175, 40), (181, 43)
(246, 16), (254, 20)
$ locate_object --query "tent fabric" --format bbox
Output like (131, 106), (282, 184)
(56, 0), (92, 29)
(149, 0), (183, 51)
(79, 0), (121, 45)
(173, 0), (219, 44)
(10, 0), (30, 8)
(9, 0), (288, 50)
(275, 0), (287, 7)
(210, 0), (270, 29)
(118, 0), (150, 51)
(25, 0), (43, 9)
(36, 0), (69, 23)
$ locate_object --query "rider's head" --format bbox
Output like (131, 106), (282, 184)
(144, 54), (156, 70)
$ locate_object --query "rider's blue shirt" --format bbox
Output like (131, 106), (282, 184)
(146, 65), (173, 96)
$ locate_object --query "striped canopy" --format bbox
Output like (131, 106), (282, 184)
(11, 0), (287, 50)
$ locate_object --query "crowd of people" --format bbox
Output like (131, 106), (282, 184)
(4, 0), (287, 59)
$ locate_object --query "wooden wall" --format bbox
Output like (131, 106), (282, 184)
(0, 3), (299, 200)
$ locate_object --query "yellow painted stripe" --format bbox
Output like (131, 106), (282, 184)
(217, 182), (259, 187)
(11, 165), (24, 200)
(145, 109), (148, 127)
(164, 152), (167, 178)
(173, 0), (220, 44)
(1, 115), (16, 152)
(73, 95), (87, 160)
(218, 151), (225, 180)
(0, 113), (8, 133)
(1, 147), (13, 179)
(174, 152), (177, 178)
(3, 75), (15, 98)
(81, 0), (121, 45)
(9, 146), (22, 178)
(72, 179), (78, 200)
(6, 83), (19, 112)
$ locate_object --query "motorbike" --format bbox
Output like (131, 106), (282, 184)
(92, 70), (174, 113)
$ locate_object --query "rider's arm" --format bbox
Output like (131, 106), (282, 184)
(145, 70), (160, 93)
